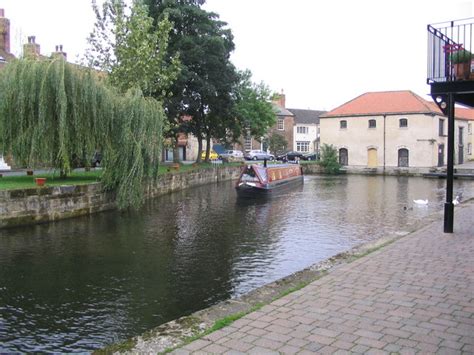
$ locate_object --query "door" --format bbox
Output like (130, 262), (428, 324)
(398, 148), (409, 167)
(339, 148), (348, 166)
(438, 144), (444, 167)
(367, 148), (378, 168)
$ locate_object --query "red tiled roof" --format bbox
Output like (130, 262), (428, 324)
(456, 107), (474, 120)
(322, 91), (443, 117)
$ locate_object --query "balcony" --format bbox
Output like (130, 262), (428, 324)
(427, 18), (474, 108)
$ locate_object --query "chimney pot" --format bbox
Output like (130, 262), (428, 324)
(59, 45), (63, 51)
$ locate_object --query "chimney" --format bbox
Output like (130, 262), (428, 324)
(0, 8), (11, 53)
(23, 35), (41, 58)
(52, 44), (67, 60)
(273, 89), (286, 108)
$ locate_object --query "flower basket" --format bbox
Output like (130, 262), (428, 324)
(35, 177), (47, 187)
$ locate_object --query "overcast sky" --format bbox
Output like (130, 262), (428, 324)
(0, 0), (472, 110)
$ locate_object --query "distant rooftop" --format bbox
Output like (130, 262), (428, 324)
(288, 108), (326, 124)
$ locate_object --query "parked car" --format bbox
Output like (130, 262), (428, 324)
(219, 150), (244, 161)
(286, 151), (305, 161)
(201, 150), (219, 160)
(244, 150), (275, 161)
(302, 152), (318, 161)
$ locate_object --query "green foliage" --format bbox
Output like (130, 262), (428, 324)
(233, 70), (276, 142)
(85, 0), (180, 97)
(144, 0), (239, 162)
(0, 58), (165, 209)
(267, 133), (287, 155)
(318, 144), (341, 174)
(450, 49), (473, 64)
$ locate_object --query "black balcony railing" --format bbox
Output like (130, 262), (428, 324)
(427, 18), (474, 83)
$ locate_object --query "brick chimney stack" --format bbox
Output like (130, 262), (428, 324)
(273, 89), (286, 108)
(0, 9), (11, 53)
(53, 44), (67, 60)
(24, 35), (41, 58)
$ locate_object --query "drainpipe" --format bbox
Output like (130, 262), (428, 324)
(383, 115), (386, 173)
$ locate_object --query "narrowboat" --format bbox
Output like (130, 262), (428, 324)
(235, 163), (303, 198)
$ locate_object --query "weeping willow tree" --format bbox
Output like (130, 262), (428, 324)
(0, 57), (165, 209)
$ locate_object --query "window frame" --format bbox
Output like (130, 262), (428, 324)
(368, 119), (377, 129)
(340, 120), (347, 129)
(296, 141), (310, 152)
(399, 118), (408, 128)
(277, 118), (284, 131)
(439, 118), (445, 136)
(296, 126), (309, 134)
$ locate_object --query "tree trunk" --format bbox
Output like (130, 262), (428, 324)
(173, 136), (180, 164)
(196, 136), (203, 163)
(205, 134), (211, 162)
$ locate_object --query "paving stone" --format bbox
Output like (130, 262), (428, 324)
(166, 203), (474, 355)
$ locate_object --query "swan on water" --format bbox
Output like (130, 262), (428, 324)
(413, 199), (428, 205)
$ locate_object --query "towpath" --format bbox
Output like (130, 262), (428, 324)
(171, 202), (474, 354)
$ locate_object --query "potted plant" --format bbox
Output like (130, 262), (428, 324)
(450, 49), (472, 80)
(35, 177), (47, 186)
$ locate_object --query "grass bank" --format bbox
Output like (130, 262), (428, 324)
(0, 162), (243, 190)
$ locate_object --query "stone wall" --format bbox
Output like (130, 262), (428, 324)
(0, 166), (242, 229)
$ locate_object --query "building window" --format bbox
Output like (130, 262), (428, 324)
(297, 126), (308, 134)
(439, 119), (445, 136)
(398, 148), (409, 167)
(399, 118), (408, 128)
(296, 141), (310, 152)
(468, 123), (472, 135)
(339, 148), (348, 166)
(277, 118), (284, 130)
(468, 143), (472, 155)
(368, 119), (376, 128)
(459, 127), (464, 145)
(340, 120), (347, 129)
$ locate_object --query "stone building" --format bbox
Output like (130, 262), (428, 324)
(320, 90), (474, 171)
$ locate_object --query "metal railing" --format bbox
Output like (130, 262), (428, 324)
(427, 18), (474, 83)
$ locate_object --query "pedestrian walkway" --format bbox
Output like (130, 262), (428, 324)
(172, 203), (474, 354)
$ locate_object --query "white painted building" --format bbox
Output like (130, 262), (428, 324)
(320, 91), (474, 170)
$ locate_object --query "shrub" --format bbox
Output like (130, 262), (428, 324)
(318, 144), (341, 174)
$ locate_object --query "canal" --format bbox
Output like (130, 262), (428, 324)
(0, 175), (473, 352)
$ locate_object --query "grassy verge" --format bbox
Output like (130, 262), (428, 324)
(0, 162), (244, 191)
(0, 170), (102, 190)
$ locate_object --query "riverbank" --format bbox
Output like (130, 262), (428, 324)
(105, 199), (474, 354)
(0, 165), (242, 229)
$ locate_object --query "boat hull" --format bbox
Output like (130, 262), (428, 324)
(236, 175), (304, 198)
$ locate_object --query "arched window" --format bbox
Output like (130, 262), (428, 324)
(398, 148), (409, 167)
(399, 118), (408, 128)
(339, 148), (348, 166)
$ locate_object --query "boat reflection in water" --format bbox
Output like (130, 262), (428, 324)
(235, 161), (304, 198)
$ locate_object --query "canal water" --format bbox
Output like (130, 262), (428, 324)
(0, 175), (473, 352)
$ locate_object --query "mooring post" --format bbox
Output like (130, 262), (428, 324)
(444, 93), (455, 233)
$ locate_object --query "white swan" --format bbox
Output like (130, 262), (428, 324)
(413, 199), (428, 205)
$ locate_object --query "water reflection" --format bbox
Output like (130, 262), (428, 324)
(0, 175), (472, 352)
